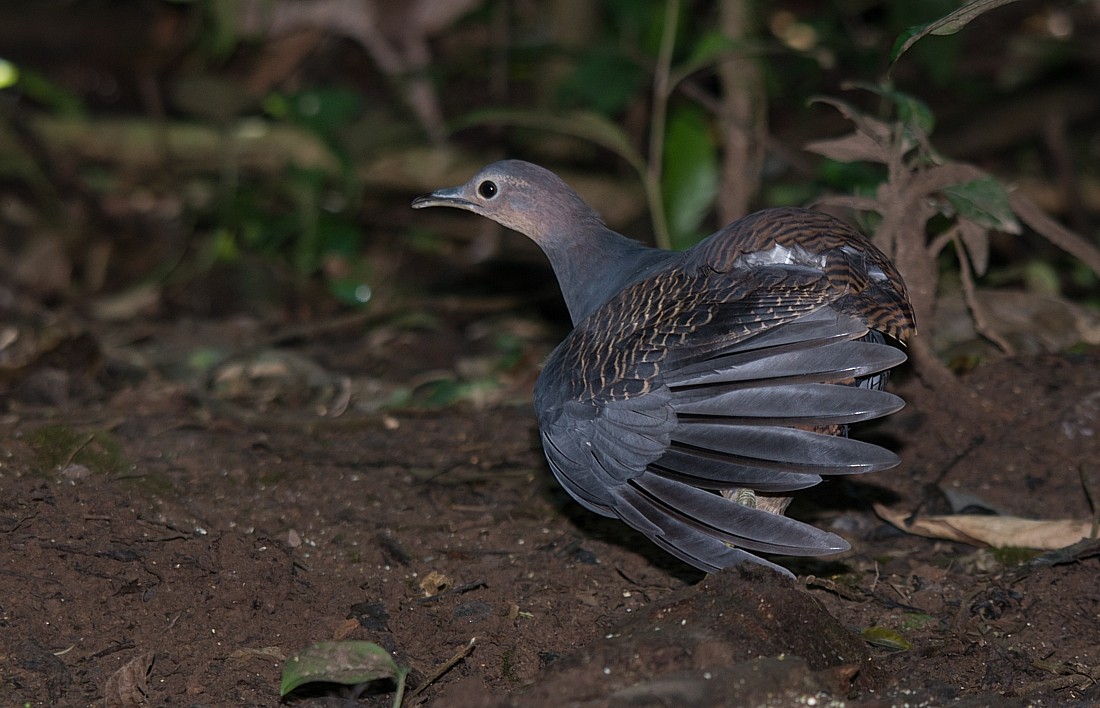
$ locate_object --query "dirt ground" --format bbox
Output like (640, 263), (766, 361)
(3, 254), (1100, 706)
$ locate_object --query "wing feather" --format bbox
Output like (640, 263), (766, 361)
(534, 260), (906, 573)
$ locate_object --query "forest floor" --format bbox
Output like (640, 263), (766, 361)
(2, 245), (1100, 707)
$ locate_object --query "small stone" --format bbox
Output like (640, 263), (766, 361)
(60, 464), (92, 480)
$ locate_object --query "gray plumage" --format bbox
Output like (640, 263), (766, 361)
(413, 160), (915, 575)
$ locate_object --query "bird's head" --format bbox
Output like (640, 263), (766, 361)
(412, 160), (602, 247)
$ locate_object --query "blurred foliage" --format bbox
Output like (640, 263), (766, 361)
(0, 62), (85, 117)
(556, 48), (647, 115)
(28, 425), (129, 476)
(0, 0), (1095, 323)
(661, 103), (718, 248)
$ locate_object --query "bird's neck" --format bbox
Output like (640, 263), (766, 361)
(540, 225), (672, 325)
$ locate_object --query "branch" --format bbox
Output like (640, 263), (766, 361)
(1009, 191), (1100, 276)
(951, 230), (1015, 354)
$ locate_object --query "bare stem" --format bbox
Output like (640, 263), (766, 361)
(646, 0), (680, 249)
(951, 229), (1015, 355)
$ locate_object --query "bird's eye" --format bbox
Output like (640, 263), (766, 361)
(478, 181), (498, 199)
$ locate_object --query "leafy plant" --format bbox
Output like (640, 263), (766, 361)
(458, 0), (761, 250)
(807, 83), (1100, 386)
(787, 0), (1100, 386)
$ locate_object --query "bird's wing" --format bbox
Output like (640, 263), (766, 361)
(689, 207), (917, 342)
(534, 264), (906, 573)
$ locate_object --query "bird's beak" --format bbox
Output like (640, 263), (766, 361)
(411, 186), (473, 210)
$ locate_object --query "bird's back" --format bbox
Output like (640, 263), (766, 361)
(685, 207), (915, 343)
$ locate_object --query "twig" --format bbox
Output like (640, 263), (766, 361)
(327, 375), (352, 417)
(409, 638), (477, 698)
(76, 640), (137, 663)
(928, 433), (986, 490)
(415, 579), (488, 604)
(1080, 464), (1099, 540)
(63, 433), (96, 468)
(1008, 538), (1100, 585)
(648, 0), (680, 187)
(951, 230), (1015, 355)
(1007, 657), (1100, 697)
(1010, 191), (1100, 276)
(644, 0), (680, 249)
(887, 580), (911, 604)
(1009, 670), (1099, 697)
(803, 575), (866, 602)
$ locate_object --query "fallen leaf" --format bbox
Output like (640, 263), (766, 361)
(104, 652), (155, 707)
(861, 626), (912, 651)
(874, 503), (1096, 550)
(333, 617), (361, 641)
(89, 284), (162, 322)
(419, 570), (452, 597)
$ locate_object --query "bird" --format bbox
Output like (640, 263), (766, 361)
(412, 160), (915, 576)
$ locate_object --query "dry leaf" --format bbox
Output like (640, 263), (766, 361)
(874, 503), (1096, 550)
(811, 97), (895, 144)
(89, 284), (162, 322)
(104, 652), (155, 707)
(332, 617), (361, 641)
(957, 218), (990, 276)
(805, 132), (890, 164)
(419, 570), (452, 597)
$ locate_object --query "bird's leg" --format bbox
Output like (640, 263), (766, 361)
(721, 488), (793, 515)
(730, 488), (757, 507)
(722, 419), (850, 514)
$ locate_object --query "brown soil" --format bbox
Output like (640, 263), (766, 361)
(3, 287), (1099, 706)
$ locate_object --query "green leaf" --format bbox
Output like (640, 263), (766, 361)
(280, 641), (408, 699)
(861, 626), (912, 651)
(16, 68), (85, 118)
(943, 176), (1021, 234)
(557, 49), (645, 116)
(661, 104), (718, 250)
(0, 58), (18, 89)
(891, 0), (1024, 65)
